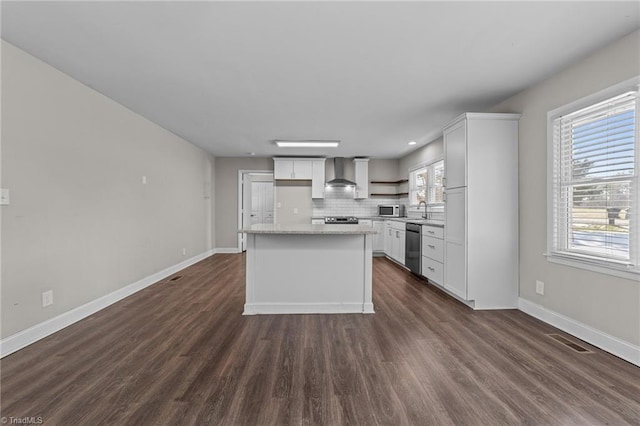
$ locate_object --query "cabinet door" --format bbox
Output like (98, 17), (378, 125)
(353, 159), (369, 199)
(274, 159), (294, 179)
(373, 221), (385, 251)
(384, 223), (393, 256)
(311, 160), (325, 198)
(444, 187), (467, 299)
(397, 230), (406, 265)
(293, 160), (313, 179)
(444, 119), (467, 188)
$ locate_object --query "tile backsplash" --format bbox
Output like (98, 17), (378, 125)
(312, 187), (408, 217)
(312, 187), (444, 221)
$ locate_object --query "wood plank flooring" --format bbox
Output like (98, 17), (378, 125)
(2, 254), (639, 425)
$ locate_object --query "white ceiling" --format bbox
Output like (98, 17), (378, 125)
(2, 1), (638, 159)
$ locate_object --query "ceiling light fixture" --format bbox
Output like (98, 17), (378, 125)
(275, 140), (340, 148)
(408, 141), (417, 145)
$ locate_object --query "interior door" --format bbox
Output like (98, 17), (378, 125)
(251, 181), (262, 224)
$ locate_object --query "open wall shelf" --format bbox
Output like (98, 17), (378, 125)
(370, 179), (408, 185)
(369, 179), (409, 197)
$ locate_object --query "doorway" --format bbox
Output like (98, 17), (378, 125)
(238, 171), (274, 251)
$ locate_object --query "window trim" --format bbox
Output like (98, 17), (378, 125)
(408, 156), (444, 208)
(546, 76), (640, 280)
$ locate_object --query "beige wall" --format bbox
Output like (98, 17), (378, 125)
(275, 182), (313, 225)
(214, 157), (273, 249)
(399, 137), (444, 176)
(490, 30), (640, 345)
(369, 159), (400, 181)
(1, 41), (215, 338)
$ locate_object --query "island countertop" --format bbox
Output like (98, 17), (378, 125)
(239, 223), (378, 235)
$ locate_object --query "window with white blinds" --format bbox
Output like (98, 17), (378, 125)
(550, 85), (639, 275)
(409, 160), (444, 207)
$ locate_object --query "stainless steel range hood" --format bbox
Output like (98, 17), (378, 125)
(325, 157), (357, 187)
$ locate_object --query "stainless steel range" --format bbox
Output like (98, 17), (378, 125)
(324, 216), (359, 224)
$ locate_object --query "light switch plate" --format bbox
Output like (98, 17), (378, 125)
(535, 280), (544, 295)
(1, 188), (9, 205)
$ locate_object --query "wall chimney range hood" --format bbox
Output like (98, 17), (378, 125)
(325, 157), (357, 187)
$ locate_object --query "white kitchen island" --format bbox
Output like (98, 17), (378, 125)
(239, 224), (377, 315)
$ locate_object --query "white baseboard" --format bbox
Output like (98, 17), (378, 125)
(243, 302), (374, 315)
(0, 249), (216, 358)
(215, 247), (241, 254)
(518, 298), (640, 366)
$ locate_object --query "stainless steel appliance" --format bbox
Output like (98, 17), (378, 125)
(325, 216), (359, 224)
(378, 204), (404, 217)
(405, 223), (421, 275)
(325, 158), (358, 187)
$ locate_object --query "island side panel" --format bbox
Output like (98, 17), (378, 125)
(243, 233), (256, 315)
(244, 233), (371, 314)
(363, 234), (374, 313)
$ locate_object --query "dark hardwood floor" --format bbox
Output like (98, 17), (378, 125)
(2, 254), (639, 425)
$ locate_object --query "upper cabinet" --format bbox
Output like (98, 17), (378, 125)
(311, 159), (326, 199)
(273, 158), (313, 180)
(443, 119), (467, 189)
(353, 158), (369, 199)
(274, 157), (326, 199)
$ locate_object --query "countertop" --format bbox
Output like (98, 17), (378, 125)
(240, 223), (379, 235)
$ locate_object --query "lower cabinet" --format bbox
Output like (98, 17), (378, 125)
(421, 225), (444, 287)
(384, 220), (405, 264)
(369, 220), (385, 253)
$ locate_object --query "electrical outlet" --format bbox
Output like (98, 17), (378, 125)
(293, 207), (298, 214)
(535, 280), (545, 295)
(182, 248), (187, 256)
(142, 175), (147, 184)
(42, 290), (54, 307)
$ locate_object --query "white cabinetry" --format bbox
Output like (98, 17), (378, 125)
(442, 113), (520, 309)
(311, 219), (325, 225)
(362, 219), (384, 253)
(311, 159), (326, 199)
(353, 158), (369, 199)
(421, 225), (444, 286)
(372, 220), (385, 253)
(273, 158), (314, 180)
(384, 221), (393, 256)
(274, 157), (325, 199)
(384, 220), (405, 265)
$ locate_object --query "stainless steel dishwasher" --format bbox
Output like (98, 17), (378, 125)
(405, 223), (421, 275)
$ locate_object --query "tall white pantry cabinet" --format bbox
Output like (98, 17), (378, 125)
(443, 113), (520, 309)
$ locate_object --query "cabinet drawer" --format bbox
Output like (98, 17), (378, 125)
(421, 226), (444, 239)
(422, 236), (444, 262)
(421, 256), (444, 286)
(390, 220), (405, 231)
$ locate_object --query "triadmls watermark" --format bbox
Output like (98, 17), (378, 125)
(1, 417), (44, 425)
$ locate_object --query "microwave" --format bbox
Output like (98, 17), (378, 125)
(378, 204), (404, 217)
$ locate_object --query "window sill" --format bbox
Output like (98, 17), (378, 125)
(545, 253), (639, 281)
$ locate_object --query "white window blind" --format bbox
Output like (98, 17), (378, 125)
(551, 90), (638, 269)
(409, 160), (444, 206)
(409, 166), (427, 206)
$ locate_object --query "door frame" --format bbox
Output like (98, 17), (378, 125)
(237, 170), (273, 251)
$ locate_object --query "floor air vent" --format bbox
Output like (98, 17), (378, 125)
(170, 275), (182, 281)
(547, 334), (592, 353)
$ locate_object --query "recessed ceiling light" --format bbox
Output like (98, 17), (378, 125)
(408, 141), (417, 145)
(275, 140), (340, 148)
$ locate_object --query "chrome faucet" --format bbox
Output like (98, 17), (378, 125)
(418, 201), (428, 219)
